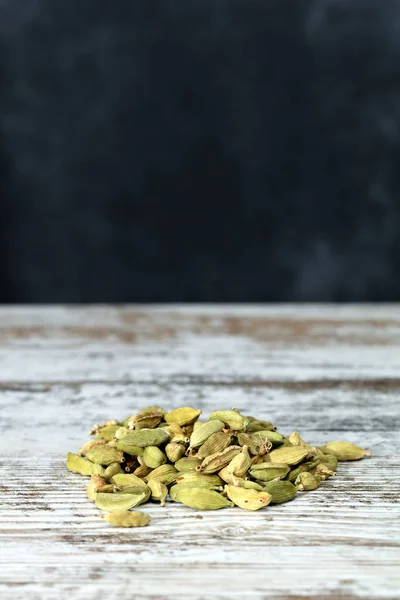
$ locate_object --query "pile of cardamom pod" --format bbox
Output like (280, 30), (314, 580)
(66, 406), (371, 527)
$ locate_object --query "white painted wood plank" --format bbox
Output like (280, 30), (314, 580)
(1, 456), (399, 600)
(0, 306), (399, 599)
(0, 305), (400, 383)
(0, 382), (397, 454)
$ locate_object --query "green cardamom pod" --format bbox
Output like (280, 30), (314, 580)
(249, 462), (290, 482)
(143, 446), (167, 469)
(174, 457), (202, 472)
(268, 446), (312, 465)
(226, 484), (272, 510)
(116, 428), (170, 448)
(295, 472), (320, 491)
(209, 410), (247, 431)
(165, 442), (186, 463)
(111, 473), (148, 488)
(319, 441), (371, 461)
(175, 472), (223, 487)
(95, 491), (149, 512)
(147, 480), (168, 506)
(145, 464), (178, 485)
(197, 446), (242, 474)
(173, 487), (233, 510)
(86, 445), (124, 466)
(102, 510), (151, 527)
(262, 480), (297, 504)
(197, 432), (233, 459)
(165, 407), (202, 426)
(66, 452), (94, 476)
(189, 420), (225, 449)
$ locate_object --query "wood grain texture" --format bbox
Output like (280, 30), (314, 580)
(0, 305), (399, 600)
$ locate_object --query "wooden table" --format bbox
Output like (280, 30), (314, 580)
(1, 305), (399, 600)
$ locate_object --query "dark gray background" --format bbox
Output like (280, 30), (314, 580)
(1, 0), (399, 302)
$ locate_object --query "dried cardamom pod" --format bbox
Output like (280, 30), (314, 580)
(189, 420), (225, 449)
(95, 491), (149, 512)
(165, 442), (186, 463)
(268, 446), (312, 465)
(197, 432), (233, 459)
(86, 475), (107, 501)
(147, 480), (168, 506)
(143, 446), (166, 469)
(287, 459), (320, 483)
(226, 484), (272, 511)
(175, 472), (223, 487)
(262, 480), (297, 504)
(197, 446), (242, 474)
(78, 439), (108, 456)
(319, 441), (371, 461)
(245, 419), (276, 433)
(317, 453), (339, 471)
(174, 457), (202, 472)
(249, 462), (290, 482)
(111, 473), (148, 488)
(253, 430), (285, 447)
(66, 452), (95, 476)
(103, 461), (125, 480)
(311, 463), (336, 479)
(165, 407), (202, 426)
(236, 432), (263, 455)
(112, 441), (144, 456)
(169, 483), (222, 501)
(226, 445), (251, 477)
(173, 487), (233, 510)
(96, 425), (120, 441)
(117, 428), (170, 448)
(102, 510), (151, 527)
(229, 476), (264, 491)
(209, 410), (247, 431)
(295, 472), (320, 491)
(133, 464), (153, 479)
(145, 464), (178, 485)
(86, 445), (124, 466)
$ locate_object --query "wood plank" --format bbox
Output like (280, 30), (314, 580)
(0, 306), (399, 599)
(0, 305), (400, 383)
(0, 382), (398, 454)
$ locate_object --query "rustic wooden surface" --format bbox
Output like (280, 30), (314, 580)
(0, 305), (399, 600)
